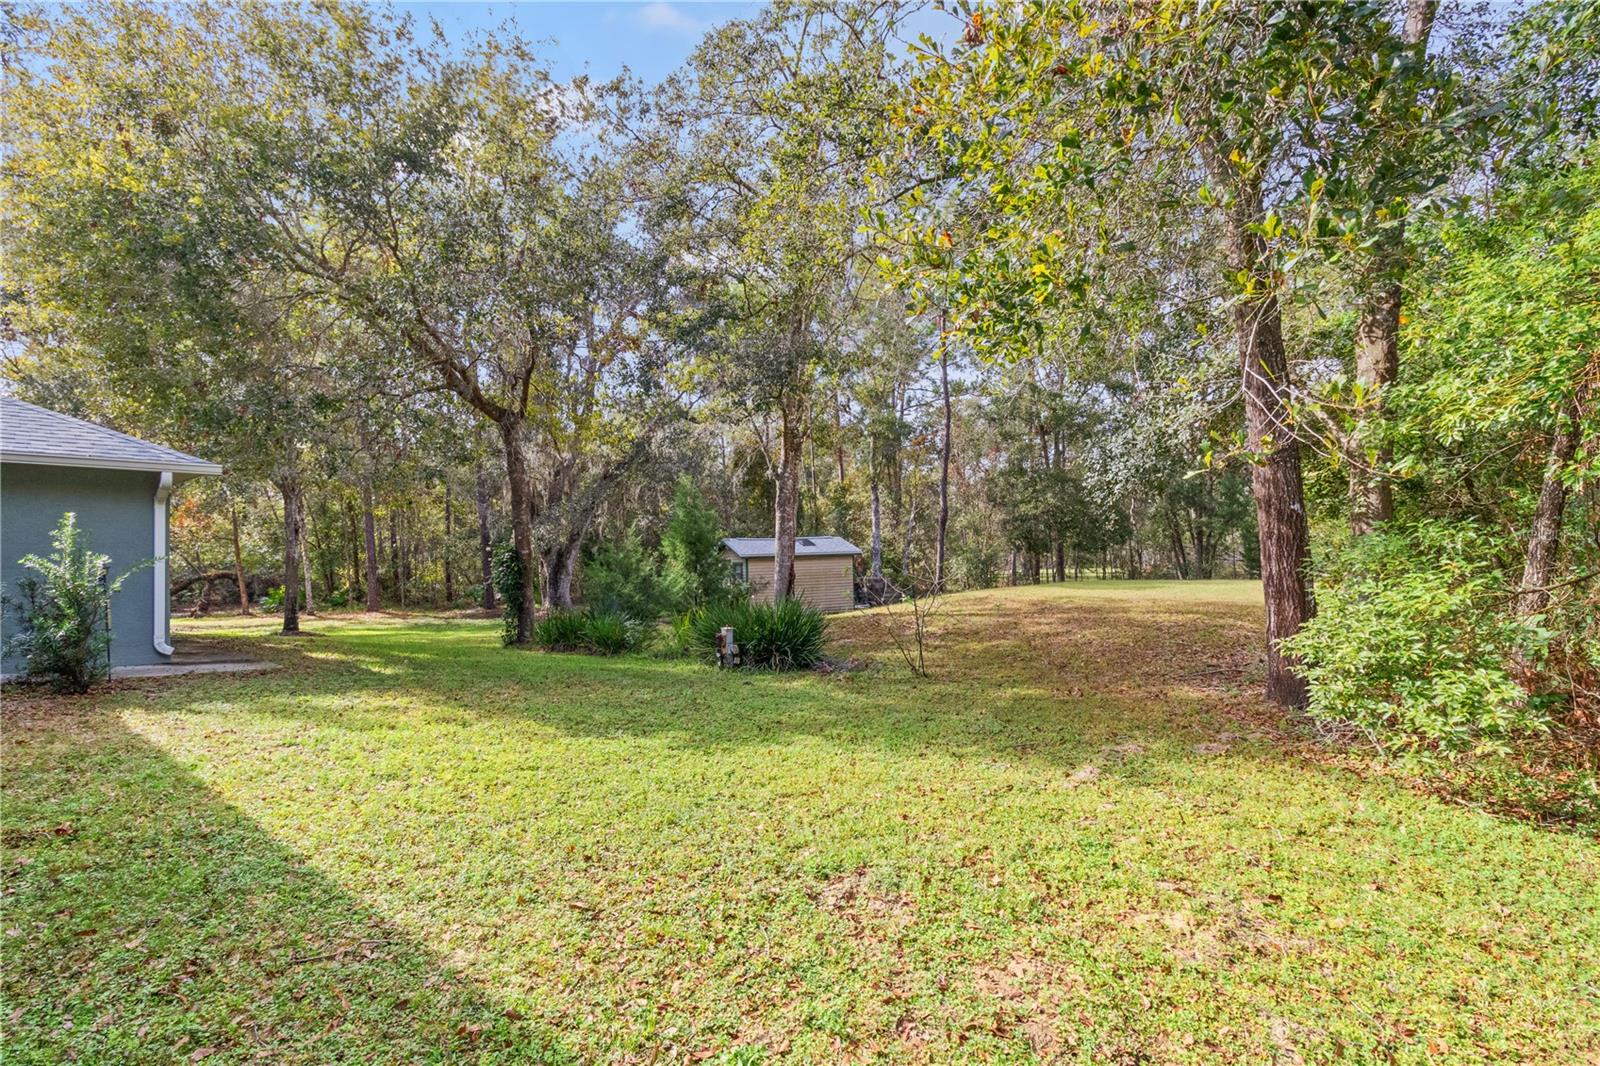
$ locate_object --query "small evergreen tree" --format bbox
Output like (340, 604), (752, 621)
(582, 527), (672, 621)
(2, 512), (148, 692)
(661, 476), (733, 609)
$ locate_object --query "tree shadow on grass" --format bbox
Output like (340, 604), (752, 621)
(0, 700), (574, 1065)
(11, 594), (1595, 1063)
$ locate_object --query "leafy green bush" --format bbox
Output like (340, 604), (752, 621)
(583, 527), (672, 621)
(2, 512), (148, 693)
(261, 585), (286, 611)
(1282, 523), (1549, 754)
(685, 597), (826, 670)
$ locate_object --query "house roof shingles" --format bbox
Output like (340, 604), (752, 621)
(722, 535), (862, 559)
(1, 397), (222, 476)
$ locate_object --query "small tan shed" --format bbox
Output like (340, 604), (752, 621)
(721, 536), (862, 614)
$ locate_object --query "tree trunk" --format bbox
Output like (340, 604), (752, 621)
(388, 515), (400, 594)
(443, 490), (455, 604)
(1190, 512), (1214, 580)
(276, 475), (302, 635)
(361, 479), (381, 612)
(476, 464), (496, 611)
(344, 498), (360, 604)
(299, 519), (315, 615)
(891, 382), (906, 562)
(900, 495), (917, 582)
(869, 440), (884, 581)
(869, 481), (883, 578)
(1348, 0), (1438, 535)
(501, 421), (538, 642)
(325, 558), (338, 604)
(229, 503), (251, 614)
(934, 312), (952, 593)
(1126, 498), (1140, 580)
(772, 404), (803, 603)
(396, 507), (407, 609)
(401, 504), (414, 600)
(1169, 519), (1189, 579)
(806, 437), (819, 535)
(555, 547), (576, 608)
(541, 536), (579, 609)
(1515, 398), (1582, 617)
(1349, 279), (1401, 533)
(1224, 176), (1316, 708)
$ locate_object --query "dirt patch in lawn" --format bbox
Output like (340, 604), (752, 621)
(811, 866), (916, 932)
(973, 952), (1087, 1057)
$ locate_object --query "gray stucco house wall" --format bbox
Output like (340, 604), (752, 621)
(1, 398), (221, 674)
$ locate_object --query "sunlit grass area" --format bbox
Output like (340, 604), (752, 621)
(3, 581), (1595, 1064)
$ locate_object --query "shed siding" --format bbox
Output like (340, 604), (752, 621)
(742, 556), (776, 599)
(792, 556), (856, 612)
(722, 547), (857, 613)
(1, 462), (167, 671)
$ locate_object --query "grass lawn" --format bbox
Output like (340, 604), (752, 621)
(3, 581), (1596, 1064)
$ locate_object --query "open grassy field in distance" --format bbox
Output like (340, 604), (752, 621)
(3, 581), (1596, 1064)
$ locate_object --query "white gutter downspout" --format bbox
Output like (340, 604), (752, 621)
(153, 472), (174, 656)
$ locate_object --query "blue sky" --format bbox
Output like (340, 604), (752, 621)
(395, 2), (959, 86)
(395, 2), (765, 85)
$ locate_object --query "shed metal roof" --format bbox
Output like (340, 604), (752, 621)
(722, 536), (862, 559)
(1, 397), (223, 477)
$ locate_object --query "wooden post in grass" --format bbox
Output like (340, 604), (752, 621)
(716, 626), (740, 668)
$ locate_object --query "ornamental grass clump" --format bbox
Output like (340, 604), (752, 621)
(531, 609), (589, 653)
(531, 607), (644, 656)
(580, 608), (643, 656)
(685, 598), (826, 670)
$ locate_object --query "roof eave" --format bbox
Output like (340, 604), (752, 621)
(724, 549), (863, 559)
(1, 452), (224, 477)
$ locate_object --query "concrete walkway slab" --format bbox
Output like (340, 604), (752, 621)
(110, 660), (280, 679)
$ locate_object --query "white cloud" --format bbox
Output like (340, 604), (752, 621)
(636, 2), (708, 36)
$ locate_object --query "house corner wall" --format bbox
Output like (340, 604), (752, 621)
(0, 463), (169, 671)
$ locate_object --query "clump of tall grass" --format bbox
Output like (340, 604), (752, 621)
(532, 608), (643, 655)
(684, 598), (826, 670)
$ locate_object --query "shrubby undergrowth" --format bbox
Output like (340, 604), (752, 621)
(1285, 523), (1548, 755)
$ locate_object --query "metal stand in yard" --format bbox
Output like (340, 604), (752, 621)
(715, 626), (740, 668)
